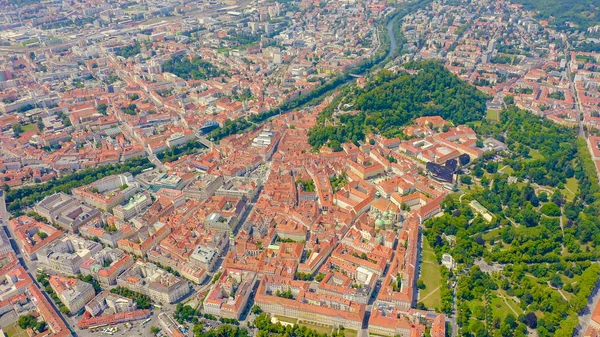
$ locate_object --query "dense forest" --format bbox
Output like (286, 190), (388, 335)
(307, 61), (489, 150)
(162, 54), (229, 80)
(512, 0), (600, 32)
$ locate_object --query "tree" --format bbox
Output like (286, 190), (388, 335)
(251, 304), (262, 315)
(473, 167), (484, 178)
(524, 312), (537, 329)
(275, 288), (293, 299)
(12, 124), (23, 137)
(541, 202), (561, 216)
(18, 314), (37, 330)
(37, 117), (44, 131)
(503, 95), (514, 105)
(551, 190), (565, 206)
(212, 271), (222, 284)
(97, 103), (108, 115)
(36, 321), (47, 332)
(550, 274), (563, 288)
(460, 175), (472, 185)
(417, 279), (426, 289)
(174, 304), (199, 323)
(505, 313), (517, 329)
(480, 175), (490, 186)
(150, 326), (160, 335)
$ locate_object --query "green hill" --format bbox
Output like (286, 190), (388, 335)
(308, 61), (489, 150)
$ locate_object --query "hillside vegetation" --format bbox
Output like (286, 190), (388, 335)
(513, 0), (600, 32)
(308, 61), (489, 150)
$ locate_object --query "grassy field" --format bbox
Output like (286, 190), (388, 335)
(419, 237), (443, 310)
(341, 328), (358, 337)
(297, 321), (333, 335)
(491, 289), (523, 320)
(528, 149), (544, 161)
(3, 322), (28, 337)
(562, 177), (579, 201)
(21, 123), (39, 134)
(498, 165), (515, 175)
(486, 109), (500, 121)
(274, 315), (298, 325)
(482, 227), (502, 242)
(471, 121), (482, 128)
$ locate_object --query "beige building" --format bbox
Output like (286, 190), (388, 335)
(35, 192), (101, 232)
(37, 235), (103, 276)
(117, 261), (190, 304)
(113, 192), (152, 221)
(49, 274), (96, 313)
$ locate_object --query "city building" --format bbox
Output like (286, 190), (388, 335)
(117, 261), (190, 304)
(8, 215), (64, 260)
(254, 275), (365, 330)
(203, 269), (257, 319)
(49, 274), (96, 313)
(37, 235), (103, 276)
(113, 192), (153, 221)
(79, 248), (135, 286)
(78, 291), (151, 329)
(72, 173), (139, 211)
(35, 193), (101, 232)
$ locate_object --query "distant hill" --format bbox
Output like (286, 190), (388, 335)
(512, 0), (600, 32)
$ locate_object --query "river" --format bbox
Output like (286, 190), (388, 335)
(386, 13), (398, 60)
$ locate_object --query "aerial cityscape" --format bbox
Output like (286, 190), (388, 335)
(0, 0), (599, 337)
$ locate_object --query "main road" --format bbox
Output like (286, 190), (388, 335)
(563, 35), (585, 137)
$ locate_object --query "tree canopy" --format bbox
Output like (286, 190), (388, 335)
(512, 0), (600, 32)
(162, 54), (228, 80)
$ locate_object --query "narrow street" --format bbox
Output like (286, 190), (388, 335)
(574, 277), (600, 337)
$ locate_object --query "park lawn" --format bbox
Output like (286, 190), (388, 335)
(491, 289), (523, 320)
(515, 224), (545, 238)
(559, 288), (574, 301)
(419, 238), (443, 310)
(274, 315), (298, 325)
(341, 329), (358, 337)
(562, 177), (579, 201)
(298, 321), (333, 335)
(498, 165), (515, 175)
(486, 109), (500, 121)
(21, 123), (39, 134)
(528, 149), (544, 161)
(482, 227), (502, 242)
(3, 322), (28, 337)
